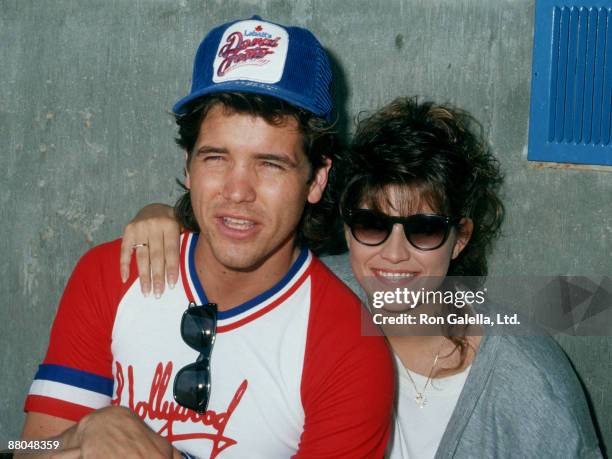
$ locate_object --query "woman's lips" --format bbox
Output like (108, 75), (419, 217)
(370, 268), (419, 285)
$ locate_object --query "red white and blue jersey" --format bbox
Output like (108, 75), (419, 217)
(25, 232), (394, 458)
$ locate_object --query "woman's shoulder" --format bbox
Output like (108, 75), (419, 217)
(487, 334), (580, 395)
(449, 335), (602, 456)
(479, 335), (598, 440)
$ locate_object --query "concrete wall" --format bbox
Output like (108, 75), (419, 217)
(1, 0), (610, 453)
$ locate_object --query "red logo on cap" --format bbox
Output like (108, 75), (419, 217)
(217, 31), (281, 77)
(255, 25), (263, 31)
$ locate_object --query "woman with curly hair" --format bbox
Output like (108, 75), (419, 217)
(120, 97), (601, 458)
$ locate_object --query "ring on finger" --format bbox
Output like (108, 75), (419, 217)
(132, 243), (148, 249)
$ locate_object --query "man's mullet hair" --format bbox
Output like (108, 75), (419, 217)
(173, 92), (338, 253)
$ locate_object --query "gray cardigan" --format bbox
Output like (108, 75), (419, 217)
(435, 334), (602, 458)
(320, 254), (602, 458)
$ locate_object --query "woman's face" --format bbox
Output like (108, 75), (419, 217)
(345, 187), (473, 297)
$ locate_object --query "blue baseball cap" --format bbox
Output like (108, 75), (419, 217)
(173, 16), (333, 121)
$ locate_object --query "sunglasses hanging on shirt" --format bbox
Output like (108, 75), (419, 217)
(173, 302), (217, 414)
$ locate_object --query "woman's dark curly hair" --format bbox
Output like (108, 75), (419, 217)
(331, 97), (504, 371)
(334, 96), (504, 279)
(174, 92), (337, 252)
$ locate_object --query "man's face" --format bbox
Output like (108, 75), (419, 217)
(185, 104), (329, 273)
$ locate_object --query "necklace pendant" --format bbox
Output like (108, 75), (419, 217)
(415, 393), (426, 408)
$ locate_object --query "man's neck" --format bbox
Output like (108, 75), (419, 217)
(193, 239), (302, 311)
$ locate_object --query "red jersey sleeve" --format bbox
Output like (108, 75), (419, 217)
(24, 239), (136, 422)
(296, 258), (395, 458)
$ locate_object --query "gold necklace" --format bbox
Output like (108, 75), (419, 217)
(404, 346), (442, 408)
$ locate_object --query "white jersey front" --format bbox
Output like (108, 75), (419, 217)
(26, 232), (395, 458)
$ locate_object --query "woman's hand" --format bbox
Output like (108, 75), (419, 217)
(120, 203), (181, 298)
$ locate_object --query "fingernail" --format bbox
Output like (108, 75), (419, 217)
(121, 271), (127, 283)
(168, 279), (176, 289)
(154, 291), (161, 299)
(143, 290), (150, 297)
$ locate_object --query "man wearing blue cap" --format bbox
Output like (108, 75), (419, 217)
(20, 17), (394, 458)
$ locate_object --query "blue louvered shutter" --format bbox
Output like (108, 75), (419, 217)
(529, 0), (612, 165)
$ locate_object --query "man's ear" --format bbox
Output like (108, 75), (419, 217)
(452, 217), (474, 259)
(184, 151), (191, 190)
(307, 158), (332, 204)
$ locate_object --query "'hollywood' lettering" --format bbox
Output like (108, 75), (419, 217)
(112, 361), (248, 459)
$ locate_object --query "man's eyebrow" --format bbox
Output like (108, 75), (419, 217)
(254, 153), (298, 168)
(195, 147), (299, 167)
(196, 145), (229, 155)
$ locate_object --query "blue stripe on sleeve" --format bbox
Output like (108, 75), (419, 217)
(35, 364), (114, 396)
